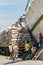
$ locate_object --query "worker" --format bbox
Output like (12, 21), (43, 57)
(21, 41), (32, 60)
(8, 43), (14, 60)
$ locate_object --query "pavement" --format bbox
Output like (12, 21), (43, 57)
(0, 55), (43, 65)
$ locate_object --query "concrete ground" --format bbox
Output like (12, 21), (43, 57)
(0, 55), (43, 65)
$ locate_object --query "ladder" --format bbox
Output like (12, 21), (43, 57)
(32, 48), (43, 60)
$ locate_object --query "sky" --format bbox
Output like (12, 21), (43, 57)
(0, 0), (28, 31)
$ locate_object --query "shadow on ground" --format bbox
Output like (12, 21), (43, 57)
(4, 60), (23, 65)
